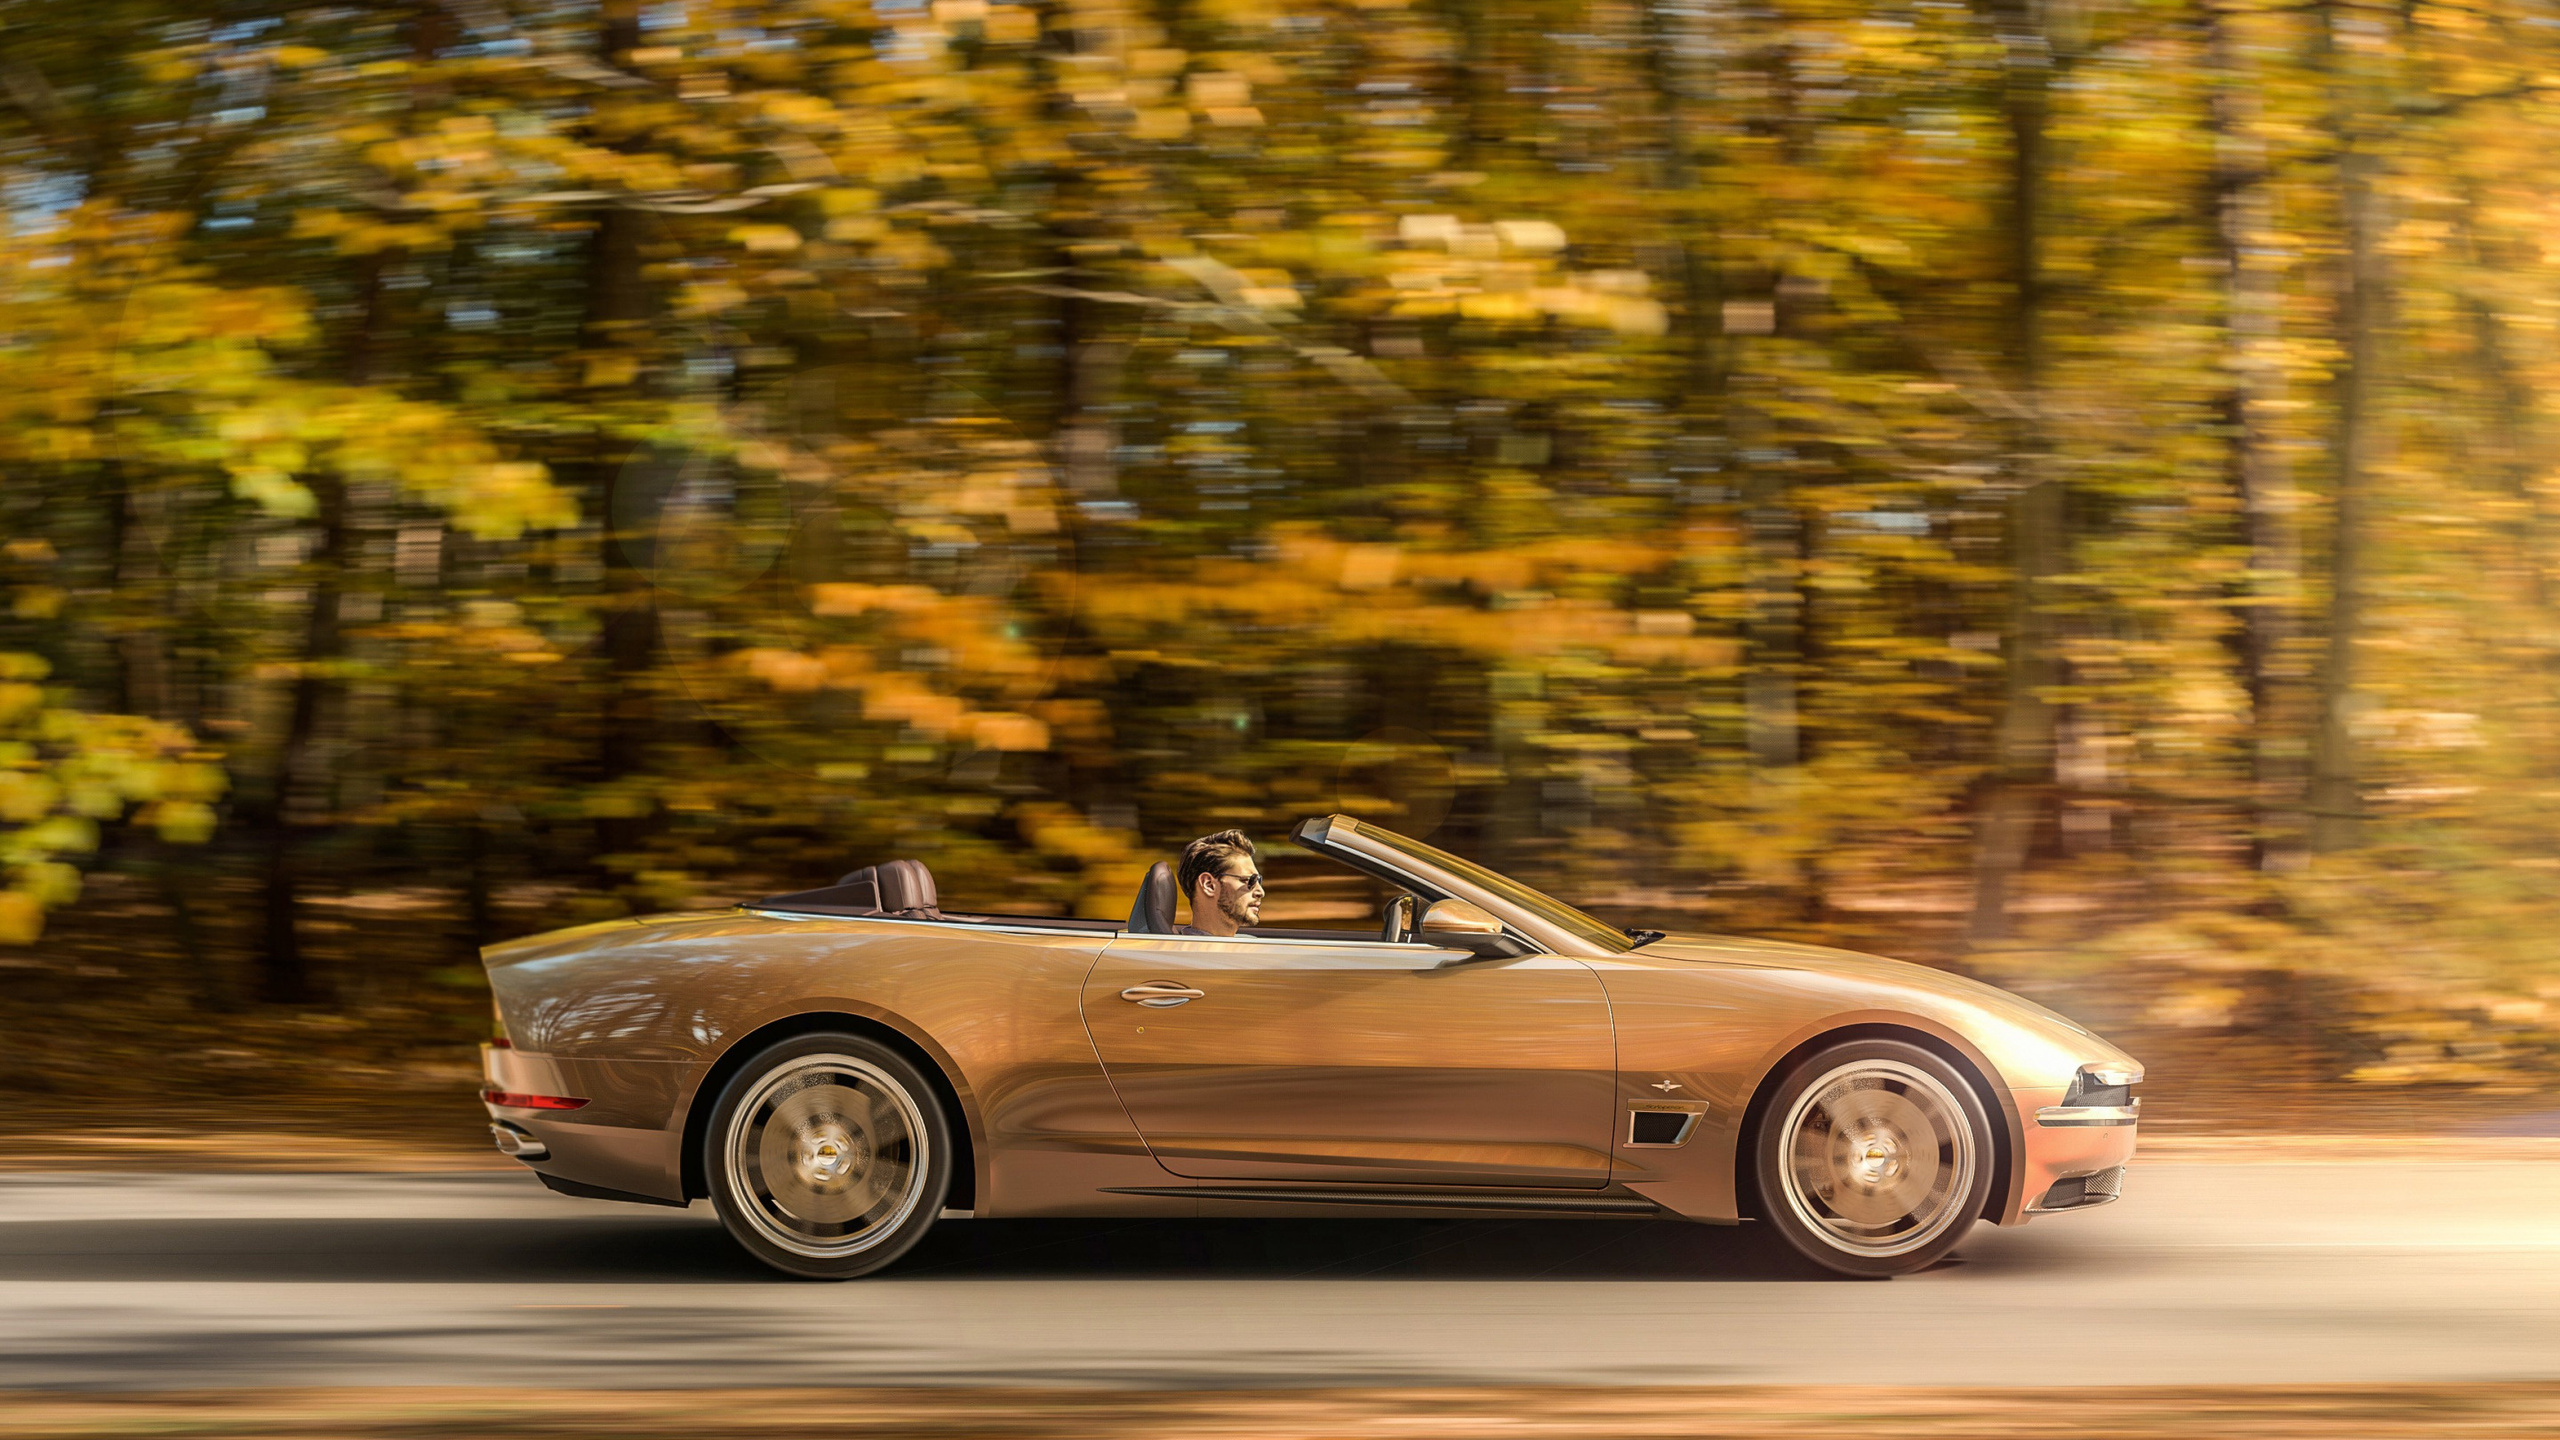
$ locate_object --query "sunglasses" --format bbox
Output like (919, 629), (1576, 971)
(1217, 870), (1266, 891)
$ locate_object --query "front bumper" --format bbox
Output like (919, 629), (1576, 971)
(2017, 1109), (2137, 1215)
(2029, 1164), (2126, 1212)
(2013, 1067), (2140, 1219)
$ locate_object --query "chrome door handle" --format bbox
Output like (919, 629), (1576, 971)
(1120, 982), (1205, 1008)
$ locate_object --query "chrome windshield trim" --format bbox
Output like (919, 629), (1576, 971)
(2036, 1103), (2141, 1127)
(1294, 816), (1605, 957)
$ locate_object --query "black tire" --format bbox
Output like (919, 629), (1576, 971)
(702, 1031), (952, 1280)
(1750, 1038), (1993, 1279)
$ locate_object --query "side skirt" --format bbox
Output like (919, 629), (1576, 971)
(1101, 1185), (1661, 1217)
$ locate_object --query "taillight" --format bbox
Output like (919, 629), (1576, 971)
(483, 1090), (588, 1110)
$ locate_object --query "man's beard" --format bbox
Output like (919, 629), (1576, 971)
(1217, 884), (1259, 927)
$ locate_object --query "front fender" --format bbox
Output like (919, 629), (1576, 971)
(1589, 950), (2129, 1225)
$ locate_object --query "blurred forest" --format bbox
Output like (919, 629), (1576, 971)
(3, 0), (2559, 1114)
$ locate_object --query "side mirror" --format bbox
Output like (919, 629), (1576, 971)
(1419, 899), (1526, 959)
(1419, 899), (1503, 937)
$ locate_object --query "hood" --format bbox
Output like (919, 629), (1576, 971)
(1634, 930), (2137, 1087)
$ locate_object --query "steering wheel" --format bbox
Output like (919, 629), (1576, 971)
(1380, 893), (1419, 944)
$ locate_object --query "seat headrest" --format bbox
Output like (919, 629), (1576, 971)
(826, 866), (882, 911)
(1128, 861), (1177, 934)
(877, 859), (938, 915)
(816, 859), (940, 917)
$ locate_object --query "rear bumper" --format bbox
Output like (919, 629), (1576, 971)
(480, 1041), (690, 1203)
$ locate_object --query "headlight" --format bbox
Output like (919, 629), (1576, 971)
(2061, 1063), (2141, 1109)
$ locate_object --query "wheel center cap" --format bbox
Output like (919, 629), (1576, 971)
(1846, 1129), (1903, 1186)
(795, 1122), (869, 1186)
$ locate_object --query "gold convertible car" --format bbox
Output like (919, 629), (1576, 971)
(481, 815), (2141, 1279)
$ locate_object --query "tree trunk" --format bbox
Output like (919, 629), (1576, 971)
(1968, 0), (2061, 943)
(586, 0), (659, 876)
(1055, 283), (1126, 505)
(1642, 0), (1739, 895)
(461, 815), (498, 957)
(254, 480), (346, 1005)
(2305, 0), (2384, 855)
(251, 222), (407, 1006)
(104, 457), (222, 1001)
(1446, 0), (1505, 171)
(160, 836), (227, 1013)
(108, 465), (175, 725)
(2455, 173), (2547, 619)
(1639, 0), (1727, 420)
(2208, 0), (2303, 868)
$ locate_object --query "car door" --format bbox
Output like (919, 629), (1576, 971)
(1081, 931), (1617, 1188)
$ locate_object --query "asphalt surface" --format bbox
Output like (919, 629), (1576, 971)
(2, 1159), (2556, 1389)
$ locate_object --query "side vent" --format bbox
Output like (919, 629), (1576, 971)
(1626, 1105), (1705, 1148)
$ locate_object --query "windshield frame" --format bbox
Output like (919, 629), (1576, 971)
(1296, 816), (1638, 955)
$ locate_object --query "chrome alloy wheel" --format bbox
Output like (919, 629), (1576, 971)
(721, 1053), (931, 1261)
(1776, 1057), (1977, 1260)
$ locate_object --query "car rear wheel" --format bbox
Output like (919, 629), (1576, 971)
(703, 1032), (951, 1280)
(1751, 1038), (1993, 1278)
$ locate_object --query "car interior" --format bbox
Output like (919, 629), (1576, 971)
(755, 852), (1444, 944)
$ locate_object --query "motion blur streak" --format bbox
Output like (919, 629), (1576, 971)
(2, 1155), (2557, 1389)
(0, 0), (2555, 1117)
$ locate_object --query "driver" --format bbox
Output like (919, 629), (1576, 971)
(1176, 828), (1263, 936)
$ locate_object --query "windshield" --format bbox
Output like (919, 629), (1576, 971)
(1349, 823), (1638, 954)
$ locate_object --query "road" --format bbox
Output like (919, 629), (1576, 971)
(2, 1158), (2556, 1390)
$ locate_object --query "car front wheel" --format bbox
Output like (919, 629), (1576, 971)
(703, 1032), (951, 1279)
(1751, 1038), (1993, 1278)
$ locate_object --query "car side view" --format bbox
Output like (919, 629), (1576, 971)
(481, 815), (2140, 1279)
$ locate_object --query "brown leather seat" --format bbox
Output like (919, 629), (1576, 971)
(1127, 861), (1177, 934)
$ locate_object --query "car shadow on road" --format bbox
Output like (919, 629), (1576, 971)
(0, 1216), (764, 1285)
(0, 1214), (1858, 1284)
(892, 1216), (1836, 1281)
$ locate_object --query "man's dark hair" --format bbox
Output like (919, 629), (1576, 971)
(1178, 828), (1256, 908)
